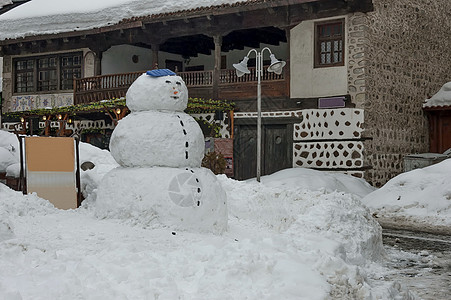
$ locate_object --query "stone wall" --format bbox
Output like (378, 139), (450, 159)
(292, 108), (364, 175)
(348, 0), (451, 187)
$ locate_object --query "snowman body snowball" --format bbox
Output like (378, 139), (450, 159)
(110, 71), (204, 167)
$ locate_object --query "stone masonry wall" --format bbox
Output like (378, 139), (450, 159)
(348, 0), (451, 187)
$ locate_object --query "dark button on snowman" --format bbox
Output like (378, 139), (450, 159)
(95, 69), (227, 234)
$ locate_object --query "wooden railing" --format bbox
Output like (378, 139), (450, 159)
(74, 68), (285, 105)
(219, 67), (284, 84)
(179, 70), (213, 86)
(74, 71), (143, 104)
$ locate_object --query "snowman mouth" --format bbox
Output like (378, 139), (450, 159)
(171, 96), (179, 100)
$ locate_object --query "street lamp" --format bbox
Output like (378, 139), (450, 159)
(233, 47), (286, 182)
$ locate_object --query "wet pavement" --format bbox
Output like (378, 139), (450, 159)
(382, 229), (451, 300)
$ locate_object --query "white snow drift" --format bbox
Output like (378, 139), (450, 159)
(362, 158), (451, 232)
(0, 134), (434, 298)
(0, 166), (392, 299)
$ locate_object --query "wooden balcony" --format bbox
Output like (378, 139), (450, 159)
(73, 68), (288, 105)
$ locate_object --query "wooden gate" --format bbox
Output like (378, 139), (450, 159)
(234, 119), (293, 180)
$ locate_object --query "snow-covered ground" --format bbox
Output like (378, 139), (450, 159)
(362, 158), (451, 234)
(1, 129), (450, 298)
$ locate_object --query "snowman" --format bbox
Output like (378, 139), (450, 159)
(95, 69), (228, 234)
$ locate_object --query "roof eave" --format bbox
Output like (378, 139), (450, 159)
(0, 0), (374, 46)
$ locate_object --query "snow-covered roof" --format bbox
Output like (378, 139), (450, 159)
(0, 0), (278, 41)
(423, 81), (451, 109)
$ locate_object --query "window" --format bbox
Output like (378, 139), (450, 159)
(14, 52), (82, 93)
(38, 56), (57, 91)
(15, 59), (34, 93)
(60, 54), (82, 90)
(314, 19), (345, 68)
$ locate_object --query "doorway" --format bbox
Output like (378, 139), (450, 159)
(234, 119), (293, 180)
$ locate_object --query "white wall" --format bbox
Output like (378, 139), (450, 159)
(102, 45), (153, 75)
(187, 42), (288, 70)
(290, 16), (348, 99)
(101, 42), (288, 75)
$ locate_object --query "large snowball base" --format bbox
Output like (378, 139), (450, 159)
(110, 111), (205, 168)
(95, 166), (228, 234)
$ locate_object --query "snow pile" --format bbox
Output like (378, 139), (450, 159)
(0, 130), (20, 174)
(0, 183), (57, 218)
(78, 142), (118, 198)
(423, 81), (451, 108)
(0, 147), (17, 173)
(0, 183), (57, 241)
(0, 0), (245, 40)
(259, 168), (375, 198)
(0, 129), (423, 298)
(362, 158), (451, 233)
(0, 165), (398, 299)
(221, 172), (383, 265)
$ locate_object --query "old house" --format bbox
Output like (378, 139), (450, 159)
(1, 0), (450, 186)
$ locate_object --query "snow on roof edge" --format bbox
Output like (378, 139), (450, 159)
(0, 0), (279, 42)
(423, 81), (451, 109)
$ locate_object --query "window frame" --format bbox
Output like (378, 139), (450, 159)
(13, 51), (83, 95)
(314, 19), (345, 68)
(14, 58), (35, 93)
(60, 53), (82, 91)
(37, 55), (58, 92)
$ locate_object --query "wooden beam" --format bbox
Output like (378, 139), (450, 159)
(213, 35), (222, 99)
(152, 44), (159, 69)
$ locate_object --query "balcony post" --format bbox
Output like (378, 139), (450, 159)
(94, 51), (102, 76)
(213, 35), (222, 99)
(151, 44), (160, 69)
(284, 27), (290, 97)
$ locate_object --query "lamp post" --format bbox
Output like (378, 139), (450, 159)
(233, 47), (286, 182)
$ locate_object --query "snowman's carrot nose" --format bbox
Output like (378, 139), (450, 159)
(174, 91), (178, 95)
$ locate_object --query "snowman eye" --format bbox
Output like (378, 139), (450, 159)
(165, 80), (171, 84)
(176, 82), (181, 85)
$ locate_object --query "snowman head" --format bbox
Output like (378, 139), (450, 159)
(126, 69), (188, 112)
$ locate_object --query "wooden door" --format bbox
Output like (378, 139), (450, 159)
(428, 111), (451, 153)
(440, 114), (451, 152)
(263, 124), (291, 175)
(234, 122), (293, 180)
(234, 125), (257, 180)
